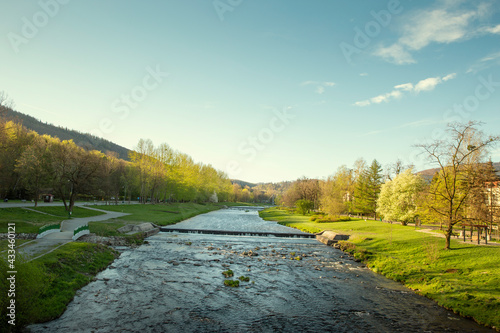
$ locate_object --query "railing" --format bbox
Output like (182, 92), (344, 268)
(72, 224), (90, 241)
(37, 224), (61, 238)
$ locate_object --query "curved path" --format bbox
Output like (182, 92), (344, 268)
(15, 207), (130, 260)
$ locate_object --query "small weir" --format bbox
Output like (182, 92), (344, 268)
(160, 227), (316, 238)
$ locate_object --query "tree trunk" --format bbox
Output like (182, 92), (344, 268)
(445, 223), (453, 249)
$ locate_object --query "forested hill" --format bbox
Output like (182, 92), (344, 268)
(417, 162), (500, 181)
(2, 108), (130, 160)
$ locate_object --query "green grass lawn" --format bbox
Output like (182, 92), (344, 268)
(0, 206), (105, 234)
(260, 207), (500, 330)
(87, 202), (229, 237)
(30, 206), (105, 218)
(0, 242), (118, 330)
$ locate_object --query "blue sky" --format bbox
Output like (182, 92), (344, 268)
(1, 0), (500, 183)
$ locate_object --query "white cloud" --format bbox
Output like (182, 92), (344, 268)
(399, 9), (475, 51)
(374, 2), (499, 64)
(354, 100), (371, 107)
(482, 24), (500, 34)
(301, 80), (317, 86)
(374, 44), (415, 65)
(359, 73), (368, 77)
(316, 86), (325, 94)
(466, 51), (500, 73)
(414, 77), (442, 92)
(354, 73), (456, 106)
(323, 82), (335, 87)
(394, 83), (414, 91)
(442, 73), (457, 81)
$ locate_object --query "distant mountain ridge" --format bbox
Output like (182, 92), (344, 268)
(2, 108), (131, 160)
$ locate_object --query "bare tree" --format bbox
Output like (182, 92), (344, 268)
(385, 158), (414, 181)
(415, 121), (499, 249)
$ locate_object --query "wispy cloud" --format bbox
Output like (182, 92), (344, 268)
(359, 73), (369, 77)
(397, 118), (446, 128)
(374, 2), (500, 64)
(301, 81), (335, 94)
(354, 73), (456, 107)
(467, 51), (500, 73)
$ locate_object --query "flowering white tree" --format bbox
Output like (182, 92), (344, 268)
(376, 169), (425, 225)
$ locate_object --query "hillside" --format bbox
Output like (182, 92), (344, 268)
(417, 162), (500, 182)
(1, 108), (130, 160)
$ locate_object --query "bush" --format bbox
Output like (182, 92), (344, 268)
(295, 199), (314, 215)
(315, 215), (351, 223)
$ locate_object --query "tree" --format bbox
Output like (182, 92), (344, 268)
(385, 158), (413, 181)
(376, 169), (425, 225)
(15, 134), (52, 206)
(463, 160), (500, 236)
(320, 165), (354, 216)
(49, 139), (105, 212)
(416, 121), (499, 249)
(354, 159), (383, 218)
(295, 199), (314, 215)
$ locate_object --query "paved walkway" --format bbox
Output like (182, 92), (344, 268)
(15, 207), (130, 260)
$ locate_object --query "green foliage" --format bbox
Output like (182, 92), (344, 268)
(32, 243), (118, 323)
(376, 169), (425, 225)
(238, 276), (250, 282)
(0, 255), (51, 332)
(224, 280), (239, 287)
(295, 199), (314, 215)
(320, 165), (354, 216)
(353, 159), (383, 216)
(222, 269), (234, 278)
(260, 207), (500, 329)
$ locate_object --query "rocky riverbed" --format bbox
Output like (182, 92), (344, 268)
(29, 208), (494, 332)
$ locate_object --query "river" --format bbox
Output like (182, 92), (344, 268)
(29, 207), (493, 332)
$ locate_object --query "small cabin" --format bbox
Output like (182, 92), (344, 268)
(43, 194), (54, 203)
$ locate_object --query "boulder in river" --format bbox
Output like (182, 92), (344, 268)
(316, 231), (349, 246)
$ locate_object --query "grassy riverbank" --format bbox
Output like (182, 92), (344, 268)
(0, 242), (118, 331)
(87, 202), (231, 237)
(0, 202), (254, 330)
(260, 207), (500, 330)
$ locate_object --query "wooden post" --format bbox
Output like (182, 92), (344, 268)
(477, 227), (480, 245)
(463, 225), (466, 242)
(485, 227), (488, 245)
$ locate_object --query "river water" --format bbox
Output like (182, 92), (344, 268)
(29, 207), (493, 332)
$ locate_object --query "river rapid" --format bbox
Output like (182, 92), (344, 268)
(29, 207), (493, 332)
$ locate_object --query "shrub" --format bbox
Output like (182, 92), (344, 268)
(295, 199), (314, 215)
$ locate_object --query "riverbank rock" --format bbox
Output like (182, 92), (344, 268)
(316, 231), (349, 246)
(0, 233), (37, 240)
(117, 223), (157, 235)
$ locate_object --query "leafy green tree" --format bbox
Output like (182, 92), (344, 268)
(354, 159), (383, 218)
(15, 134), (52, 206)
(320, 165), (354, 216)
(376, 169), (425, 225)
(295, 199), (314, 215)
